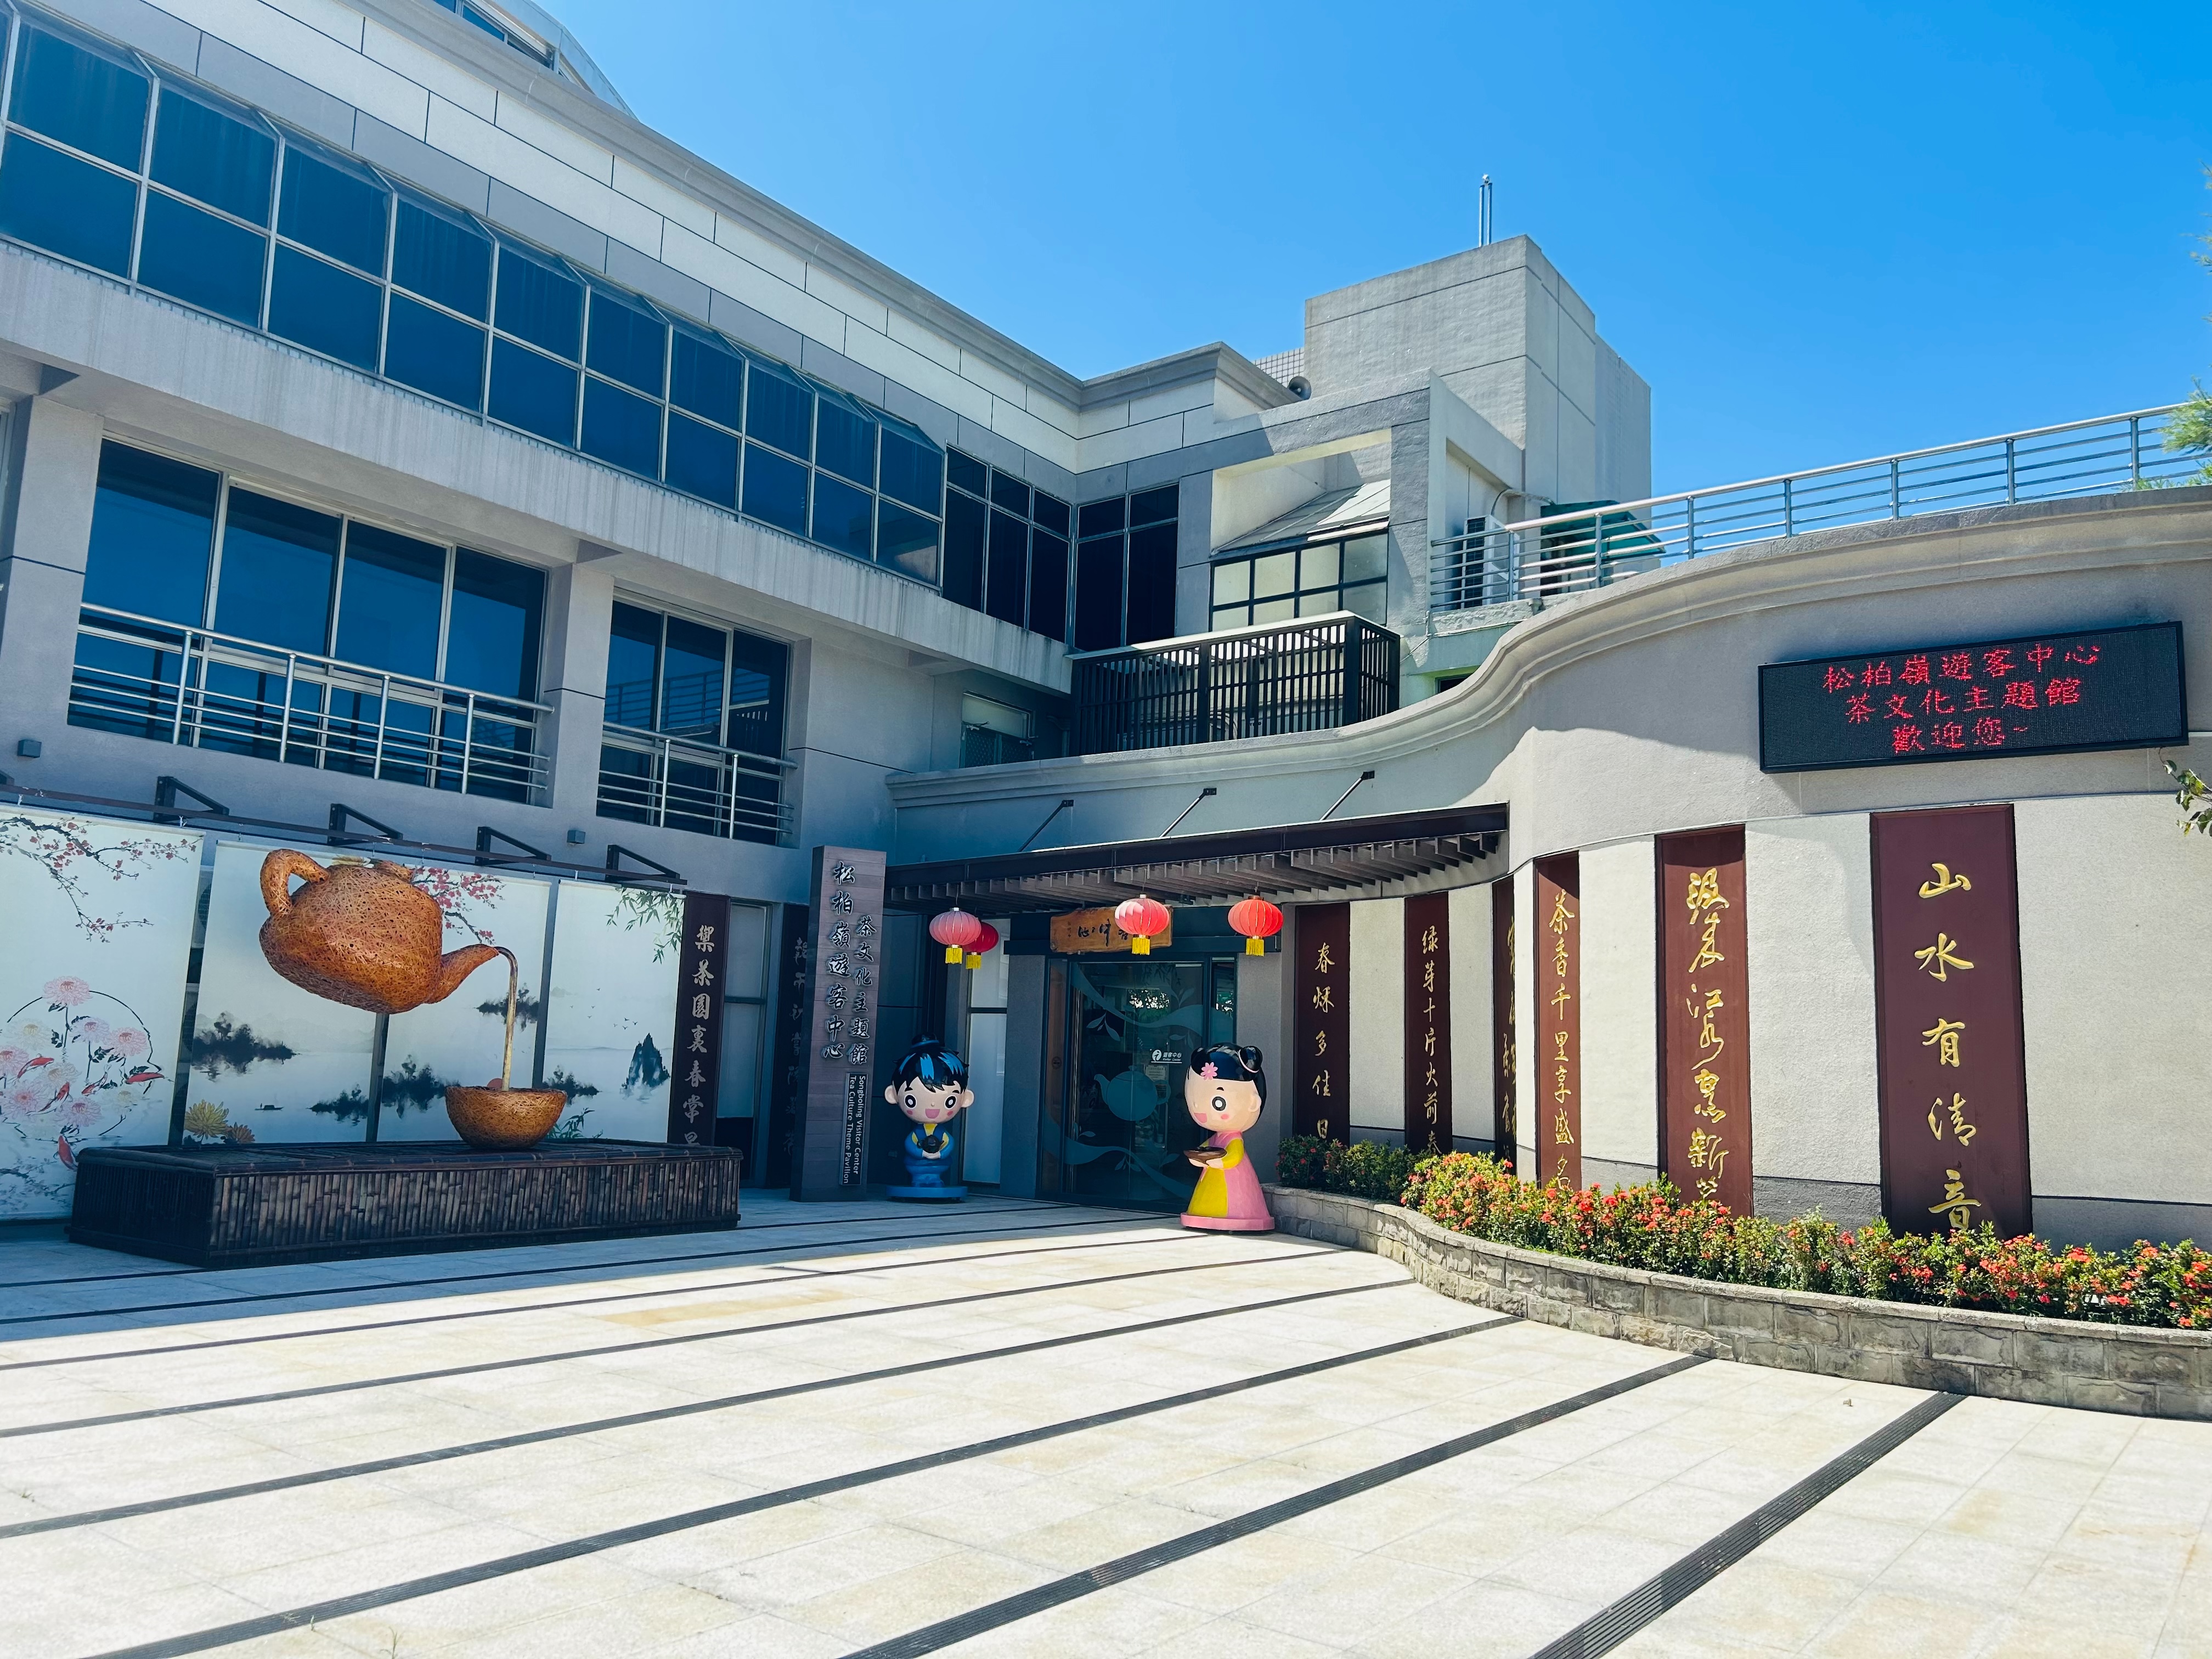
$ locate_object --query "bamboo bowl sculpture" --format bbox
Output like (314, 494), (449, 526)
(443, 946), (567, 1150)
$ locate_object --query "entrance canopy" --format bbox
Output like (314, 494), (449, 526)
(885, 805), (1505, 913)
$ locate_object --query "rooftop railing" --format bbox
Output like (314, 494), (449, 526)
(1430, 404), (2200, 613)
(595, 723), (794, 845)
(68, 608), (550, 803)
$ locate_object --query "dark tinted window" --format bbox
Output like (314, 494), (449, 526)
(488, 338), (578, 443)
(83, 443), (219, 625)
(811, 473), (873, 560)
(665, 412), (737, 506)
(1077, 498), (1124, 538)
(580, 377), (662, 477)
(335, 523), (444, 676)
(383, 295), (483, 409)
(990, 471), (1030, 518)
(495, 245), (582, 358)
(1132, 484), (1179, 526)
(151, 89), (271, 224)
(745, 360), (811, 458)
(215, 490), (340, 652)
(877, 502), (939, 585)
(392, 195), (489, 318)
(670, 330), (741, 427)
(1028, 531), (1067, 641)
(815, 398), (874, 487)
(879, 428), (942, 513)
(942, 491), (986, 608)
(946, 448), (986, 497)
(1073, 537), (1122, 651)
(661, 616), (726, 737)
(0, 132), (137, 274)
(1032, 492), (1070, 537)
(725, 630), (787, 756)
(12, 28), (147, 170)
(279, 147), (387, 274)
(445, 549), (543, 700)
(586, 289), (664, 394)
(1126, 522), (1177, 643)
(740, 442), (807, 535)
(606, 602), (660, 727)
(986, 510), (1027, 626)
(137, 192), (266, 325)
(268, 245), (380, 370)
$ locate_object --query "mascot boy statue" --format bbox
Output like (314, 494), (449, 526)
(884, 1039), (973, 1201)
(1181, 1043), (1274, 1232)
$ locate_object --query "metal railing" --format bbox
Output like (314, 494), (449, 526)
(68, 607), (550, 802)
(1430, 405), (2201, 613)
(1071, 613), (1400, 755)
(596, 722), (794, 844)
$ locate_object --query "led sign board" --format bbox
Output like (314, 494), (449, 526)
(1759, 622), (2186, 772)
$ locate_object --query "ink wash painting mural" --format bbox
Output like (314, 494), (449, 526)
(0, 805), (202, 1217)
(541, 882), (682, 1142)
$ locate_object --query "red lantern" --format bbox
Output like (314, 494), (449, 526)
(1115, 894), (1170, 956)
(1228, 896), (1283, 957)
(931, 907), (982, 964)
(965, 921), (1000, 970)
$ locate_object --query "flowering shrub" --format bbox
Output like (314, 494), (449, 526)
(1274, 1135), (1421, 1203)
(1279, 1145), (2212, 1332)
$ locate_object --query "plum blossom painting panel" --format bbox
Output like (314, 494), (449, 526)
(0, 805), (203, 1218)
(542, 883), (681, 1142)
(184, 842), (376, 1144)
(380, 866), (552, 1142)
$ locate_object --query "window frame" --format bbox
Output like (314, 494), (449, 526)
(1207, 529), (1387, 634)
(606, 591), (792, 761)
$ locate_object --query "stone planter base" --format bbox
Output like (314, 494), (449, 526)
(1266, 1184), (2212, 1421)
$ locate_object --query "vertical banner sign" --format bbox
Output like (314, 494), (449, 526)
(1534, 856), (1582, 1188)
(789, 847), (888, 1200)
(666, 893), (730, 1146)
(1870, 807), (2032, 1237)
(1292, 903), (1351, 1141)
(1402, 894), (1453, 1152)
(1492, 879), (1516, 1157)
(1656, 831), (1753, 1211)
(764, 905), (811, 1190)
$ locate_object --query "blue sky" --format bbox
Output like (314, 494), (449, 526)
(556, 1), (2211, 497)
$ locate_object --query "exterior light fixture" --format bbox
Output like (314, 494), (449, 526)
(1115, 894), (1170, 956)
(1228, 895), (1284, 957)
(930, 907), (983, 964)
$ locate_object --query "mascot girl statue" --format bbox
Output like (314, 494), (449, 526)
(1180, 1043), (1274, 1232)
(884, 1039), (974, 1201)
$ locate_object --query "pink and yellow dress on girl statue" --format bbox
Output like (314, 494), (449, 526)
(1181, 1044), (1274, 1233)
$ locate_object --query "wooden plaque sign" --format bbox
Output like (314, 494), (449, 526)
(1533, 856), (1582, 1187)
(1656, 831), (1753, 1212)
(1871, 806), (2031, 1237)
(1292, 902), (1350, 1141)
(1049, 905), (1173, 954)
(1402, 894), (1453, 1153)
(1491, 880), (1516, 1160)
(789, 846), (888, 1201)
(666, 892), (730, 1147)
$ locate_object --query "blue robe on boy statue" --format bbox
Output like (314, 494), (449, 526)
(884, 1040), (974, 1201)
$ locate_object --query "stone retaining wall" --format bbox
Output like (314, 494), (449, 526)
(1266, 1185), (2212, 1420)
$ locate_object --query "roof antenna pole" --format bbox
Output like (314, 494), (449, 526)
(1479, 174), (1493, 247)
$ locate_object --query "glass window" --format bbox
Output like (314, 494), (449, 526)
(814, 397), (875, 487)
(11, 27), (147, 170)
(279, 146), (388, 275)
(1028, 530), (1067, 641)
(580, 376), (662, 477)
(137, 191), (266, 325)
(1252, 550), (1296, 599)
(726, 629), (787, 755)
(444, 549), (541, 700)
(1302, 543), (1340, 590)
(661, 616), (726, 737)
(665, 411), (737, 507)
(384, 294), (483, 409)
(670, 328), (741, 427)
(605, 602), (661, 727)
(1252, 594), (1294, 625)
(985, 510), (1027, 627)
(586, 287), (664, 395)
(0, 131), (137, 274)
(150, 88), (270, 225)
(1211, 561), (1250, 607)
(392, 194), (489, 318)
(745, 359), (811, 459)
(946, 447), (986, 497)
(811, 473), (873, 561)
(1126, 522), (1177, 644)
(1132, 484), (1179, 526)
(942, 490), (986, 609)
(1073, 536), (1124, 651)
(214, 490), (340, 653)
(879, 427), (941, 513)
(1032, 491), (1070, 538)
(1077, 497), (1124, 538)
(990, 471), (1030, 518)
(268, 245), (380, 370)
(488, 337), (578, 444)
(335, 523), (444, 676)
(493, 242), (580, 359)
(876, 501), (940, 584)
(1342, 533), (1388, 583)
(1344, 581), (1387, 623)
(83, 443), (219, 624)
(740, 442), (806, 535)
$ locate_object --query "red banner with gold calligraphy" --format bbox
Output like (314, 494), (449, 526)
(1533, 856), (1582, 1187)
(1870, 806), (2032, 1237)
(1402, 894), (1452, 1153)
(1656, 830), (1753, 1212)
(1293, 902), (1351, 1142)
(1492, 879), (1516, 1161)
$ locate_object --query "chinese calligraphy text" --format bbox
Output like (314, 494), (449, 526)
(1533, 856), (1581, 1188)
(665, 893), (730, 1147)
(1492, 879), (1516, 1164)
(790, 847), (888, 1201)
(1402, 894), (1453, 1153)
(1657, 830), (1753, 1213)
(1293, 902), (1350, 1141)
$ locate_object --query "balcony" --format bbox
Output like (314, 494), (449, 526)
(68, 608), (549, 802)
(595, 724), (794, 845)
(1070, 613), (1400, 755)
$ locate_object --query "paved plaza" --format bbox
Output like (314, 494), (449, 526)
(0, 1197), (2204, 1658)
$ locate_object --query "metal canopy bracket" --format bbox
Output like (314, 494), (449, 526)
(154, 775), (229, 822)
(475, 825), (551, 868)
(327, 802), (404, 847)
(604, 843), (686, 887)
